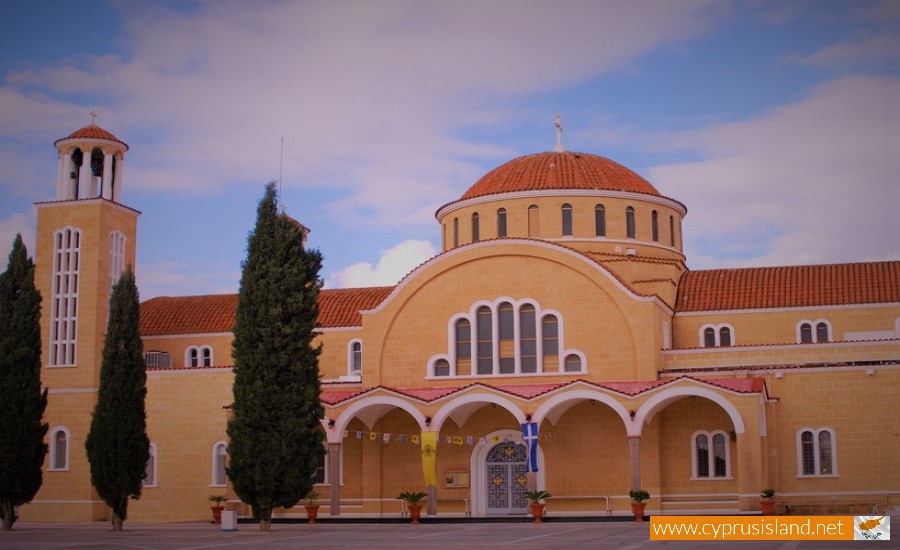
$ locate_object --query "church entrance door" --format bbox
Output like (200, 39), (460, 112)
(485, 441), (528, 515)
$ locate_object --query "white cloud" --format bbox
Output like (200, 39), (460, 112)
(647, 75), (900, 268)
(136, 260), (241, 300)
(326, 239), (437, 288)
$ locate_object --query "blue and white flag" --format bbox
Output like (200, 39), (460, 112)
(521, 422), (539, 472)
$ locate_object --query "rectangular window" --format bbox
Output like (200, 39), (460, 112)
(50, 228), (80, 366)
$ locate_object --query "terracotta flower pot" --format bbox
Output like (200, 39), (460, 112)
(210, 506), (224, 524)
(631, 501), (646, 522)
(407, 504), (423, 524)
(530, 502), (545, 523)
(760, 499), (775, 516)
(305, 504), (320, 524)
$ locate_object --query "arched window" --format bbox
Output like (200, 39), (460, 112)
(797, 428), (837, 476)
(542, 315), (559, 370)
(498, 302), (515, 373)
(476, 306), (493, 375)
(703, 327), (716, 348)
(432, 300), (585, 377)
(561, 204), (573, 236)
(563, 353), (582, 373)
(50, 227), (81, 366)
(455, 319), (471, 375)
(471, 212), (480, 242)
(349, 340), (362, 375)
(719, 326), (732, 347)
(626, 207), (635, 239)
(453, 218), (459, 248)
(528, 205), (540, 237)
(595, 204), (606, 237)
(692, 430), (731, 479)
(108, 231), (126, 301)
(143, 443), (158, 487)
(497, 208), (507, 238)
(651, 210), (659, 242)
(797, 320), (831, 343)
(186, 346), (213, 367)
(49, 427), (70, 471)
(520, 304), (537, 373)
(669, 215), (675, 247)
(433, 358), (450, 377)
(212, 442), (228, 486)
(701, 324), (735, 347)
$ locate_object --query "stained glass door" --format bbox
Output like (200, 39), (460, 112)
(485, 442), (528, 514)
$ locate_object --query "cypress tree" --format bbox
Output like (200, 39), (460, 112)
(85, 266), (149, 532)
(227, 182), (324, 531)
(0, 234), (47, 531)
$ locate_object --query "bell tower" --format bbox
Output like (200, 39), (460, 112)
(25, 121), (140, 522)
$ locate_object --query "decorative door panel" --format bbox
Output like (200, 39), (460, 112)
(485, 442), (528, 514)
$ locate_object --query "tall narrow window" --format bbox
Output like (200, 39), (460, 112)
(527, 205), (540, 237)
(455, 319), (471, 375)
(651, 210), (659, 242)
(453, 218), (459, 248)
(476, 307), (493, 375)
(350, 341), (362, 375)
(313, 445), (327, 484)
(595, 204), (606, 236)
(188, 347), (199, 367)
(561, 204), (573, 236)
(800, 322), (813, 343)
(108, 231), (125, 302)
(818, 430), (833, 475)
(542, 315), (559, 370)
(50, 227), (81, 366)
(669, 215), (675, 247)
(712, 433), (727, 477)
(626, 207), (635, 239)
(519, 305), (537, 373)
(703, 327), (716, 348)
(816, 322), (830, 343)
(498, 303), (515, 374)
(719, 327), (732, 347)
(201, 346), (212, 367)
(50, 427), (69, 470)
(800, 430), (815, 475)
(496, 208), (507, 238)
(471, 212), (480, 242)
(212, 442), (227, 486)
(695, 434), (710, 477)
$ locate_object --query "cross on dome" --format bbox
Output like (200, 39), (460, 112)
(554, 113), (564, 152)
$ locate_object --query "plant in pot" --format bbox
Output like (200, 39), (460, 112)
(525, 490), (552, 523)
(628, 489), (650, 522)
(760, 488), (776, 516)
(397, 491), (428, 524)
(304, 489), (321, 524)
(209, 495), (227, 524)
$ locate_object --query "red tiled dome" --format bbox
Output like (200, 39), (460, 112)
(460, 151), (659, 200)
(55, 124), (128, 149)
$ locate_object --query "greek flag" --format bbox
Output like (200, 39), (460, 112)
(521, 422), (539, 472)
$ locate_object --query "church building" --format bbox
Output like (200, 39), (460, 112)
(21, 122), (899, 522)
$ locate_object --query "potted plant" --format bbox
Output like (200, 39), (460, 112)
(525, 490), (552, 523)
(760, 488), (776, 516)
(629, 489), (650, 522)
(304, 489), (321, 524)
(397, 491), (428, 524)
(209, 495), (227, 524)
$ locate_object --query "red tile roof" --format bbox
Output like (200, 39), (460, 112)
(140, 286), (394, 336)
(676, 261), (900, 312)
(458, 151), (662, 201)
(55, 124), (128, 148)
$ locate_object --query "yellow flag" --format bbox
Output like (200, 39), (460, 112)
(420, 431), (438, 487)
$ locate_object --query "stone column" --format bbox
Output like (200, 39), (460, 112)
(78, 152), (92, 199)
(112, 154), (124, 202)
(102, 153), (114, 200)
(628, 436), (642, 491)
(327, 443), (342, 516)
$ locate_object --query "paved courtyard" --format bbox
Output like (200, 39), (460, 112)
(0, 520), (882, 550)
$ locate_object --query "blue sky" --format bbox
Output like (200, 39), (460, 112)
(1, 0), (897, 299)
